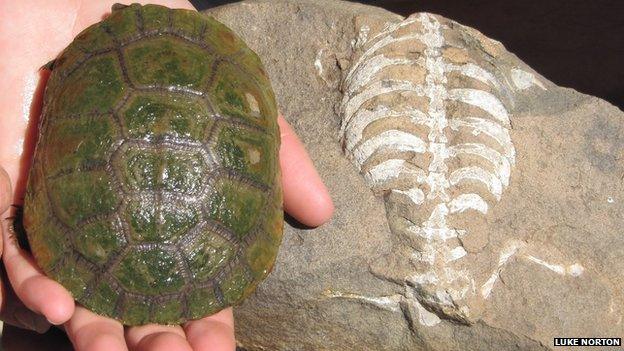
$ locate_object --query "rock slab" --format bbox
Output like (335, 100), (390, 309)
(206, 1), (624, 350)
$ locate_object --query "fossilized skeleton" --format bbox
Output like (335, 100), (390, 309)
(340, 13), (516, 322)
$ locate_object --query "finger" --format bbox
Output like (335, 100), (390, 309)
(5, 304), (51, 334)
(183, 307), (235, 351)
(0, 263), (50, 333)
(0, 165), (11, 257)
(1, 219), (74, 325)
(125, 324), (191, 351)
(65, 306), (127, 351)
(0, 166), (11, 216)
(0, 169), (49, 333)
(278, 116), (334, 227)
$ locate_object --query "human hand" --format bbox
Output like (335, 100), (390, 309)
(0, 1), (334, 350)
(0, 167), (51, 334)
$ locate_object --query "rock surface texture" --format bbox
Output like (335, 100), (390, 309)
(206, 1), (624, 350)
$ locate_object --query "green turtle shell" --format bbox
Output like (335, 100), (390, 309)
(23, 3), (283, 325)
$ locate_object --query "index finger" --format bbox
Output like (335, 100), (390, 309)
(278, 116), (334, 227)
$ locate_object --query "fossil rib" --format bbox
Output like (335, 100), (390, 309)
(340, 13), (515, 322)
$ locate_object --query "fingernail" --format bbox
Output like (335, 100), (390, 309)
(14, 308), (51, 334)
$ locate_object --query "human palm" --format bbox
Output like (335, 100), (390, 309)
(0, 1), (333, 350)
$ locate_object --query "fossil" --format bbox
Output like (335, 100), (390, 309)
(340, 13), (515, 322)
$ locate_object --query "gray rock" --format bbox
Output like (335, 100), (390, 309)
(206, 1), (624, 350)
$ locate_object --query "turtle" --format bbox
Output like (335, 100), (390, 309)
(22, 3), (283, 326)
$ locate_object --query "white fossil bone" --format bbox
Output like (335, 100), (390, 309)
(340, 13), (516, 323)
